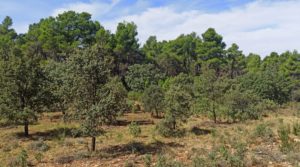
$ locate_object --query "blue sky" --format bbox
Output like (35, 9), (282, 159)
(0, 0), (299, 56)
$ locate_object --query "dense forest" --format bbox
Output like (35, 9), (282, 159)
(0, 11), (300, 166)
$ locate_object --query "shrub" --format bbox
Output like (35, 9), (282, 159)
(278, 124), (292, 153)
(34, 152), (43, 163)
(143, 154), (152, 167)
(253, 123), (274, 141)
(292, 122), (300, 136)
(128, 122), (141, 137)
(125, 161), (136, 167)
(115, 132), (123, 142)
(28, 139), (50, 152)
(155, 119), (185, 137)
(10, 149), (28, 167)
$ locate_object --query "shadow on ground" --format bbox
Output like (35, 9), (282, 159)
(191, 127), (212, 136)
(98, 141), (184, 158)
(14, 127), (85, 140)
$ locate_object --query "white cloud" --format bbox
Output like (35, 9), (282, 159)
(103, 0), (300, 56)
(52, 0), (120, 18)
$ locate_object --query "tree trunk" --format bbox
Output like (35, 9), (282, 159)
(155, 108), (159, 118)
(91, 136), (96, 151)
(24, 119), (29, 137)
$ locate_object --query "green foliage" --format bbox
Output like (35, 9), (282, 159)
(164, 84), (192, 130)
(194, 67), (227, 123)
(142, 85), (165, 117)
(125, 64), (165, 92)
(0, 52), (52, 136)
(28, 139), (50, 152)
(128, 121), (142, 137)
(34, 152), (44, 163)
(11, 149), (28, 167)
(197, 28), (226, 73)
(240, 68), (292, 104)
(292, 122), (300, 136)
(143, 154), (152, 167)
(278, 124), (292, 153)
(224, 89), (263, 122)
(253, 123), (274, 141)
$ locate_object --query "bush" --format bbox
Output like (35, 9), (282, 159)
(34, 152), (43, 163)
(9, 149), (28, 167)
(292, 122), (300, 136)
(155, 120), (185, 137)
(278, 124), (292, 153)
(28, 139), (50, 152)
(128, 122), (141, 137)
(253, 123), (274, 142)
(143, 154), (152, 167)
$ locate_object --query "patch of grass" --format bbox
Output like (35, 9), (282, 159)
(28, 139), (50, 152)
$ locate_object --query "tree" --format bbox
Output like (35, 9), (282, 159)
(162, 33), (201, 74)
(142, 85), (164, 117)
(0, 52), (52, 137)
(240, 68), (292, 104)
(0, 16), (17, 60)
(142, 36), (163, 62)
(66, 44), (127, 151)
(195, 67), (227, 123)
(224, 89), (262, 122)
(125, 64), (165, 92)
(25, 11), (101, 60)
(245, 53), (261, 73)
(114, 22), (143, 76)
(164, 85), (192, 130)
(226, 43), (246, 78)
(197, 28), (226, 75)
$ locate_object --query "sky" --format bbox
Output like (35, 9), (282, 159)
(0, 0), (300, 56)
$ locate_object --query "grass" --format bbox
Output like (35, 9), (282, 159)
(0, 105), (300, 166)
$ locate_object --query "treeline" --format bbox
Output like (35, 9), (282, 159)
(0, 11), (299, 151)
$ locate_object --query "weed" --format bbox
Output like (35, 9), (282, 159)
(278, 124), (292, 153)
(292, 122), (300, 136)
(128, 122), (141, 137)
(28, 139), (50, 152)
(143, 154), (152, 167)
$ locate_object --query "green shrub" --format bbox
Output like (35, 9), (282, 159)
(278, 124), (292, 153)
(292, 122), (300, 136)
(28, 139), (50, 152)
(143, 154), (152, 167)
(10, 149), (28, 167)
(128, 122), (141, 137)
(253, 123), (274, 141)
(34, 152), (43, 163)
(155, 120), (185, 137)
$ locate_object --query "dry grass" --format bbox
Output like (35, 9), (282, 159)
(0, 104), (300, 167)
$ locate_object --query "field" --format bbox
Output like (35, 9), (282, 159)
(0, 104), (299, 167)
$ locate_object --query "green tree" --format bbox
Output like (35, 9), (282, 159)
(0, 52), (52, 137)
(142, 85), (164, 117)
(142, 36), (163, 62)
(114, 22), (143, 76)
(66, 45), (126, 151)
(125, 64), (165, 92)
(226, 43), (246, 78)
(195, 67), (227, 123)
(0, 16), (17, 60)
(162, 33), (201, 74)
(197, 28), (226, 75)
(25, 11), (101, 60)
(240, 68), (292, 104)
(164, 85), (192, 130)
(224, 89), (262, 122)
(245, 53), (261, 73)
